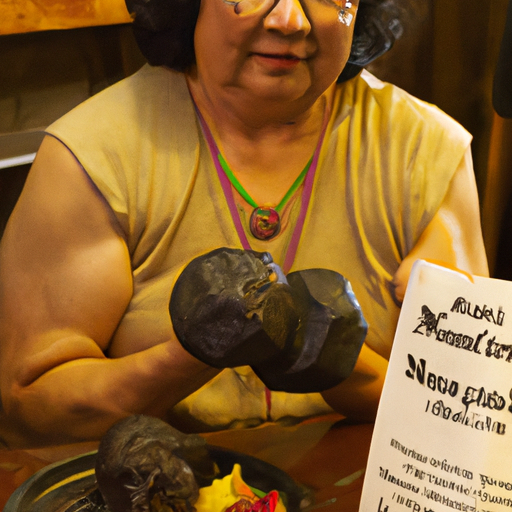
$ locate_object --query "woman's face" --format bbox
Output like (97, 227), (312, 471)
(192, 0), (359, 107)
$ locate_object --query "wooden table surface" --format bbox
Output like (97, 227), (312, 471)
(0, 414), (374, 511)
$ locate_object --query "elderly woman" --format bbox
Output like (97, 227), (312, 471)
(0, 0), (487, 448)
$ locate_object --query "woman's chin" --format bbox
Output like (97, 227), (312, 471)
(239, 74), (314, 106)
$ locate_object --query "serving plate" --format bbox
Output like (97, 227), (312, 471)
(4, 446), (308, 512)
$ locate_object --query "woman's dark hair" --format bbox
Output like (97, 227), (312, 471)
(125, 0), (408, 79)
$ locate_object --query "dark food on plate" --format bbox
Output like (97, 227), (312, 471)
(95, 415), (218, 512)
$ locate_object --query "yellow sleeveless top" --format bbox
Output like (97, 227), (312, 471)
(47, 64), (472, 431)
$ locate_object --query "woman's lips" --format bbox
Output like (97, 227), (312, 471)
(252, 52), (304, 69)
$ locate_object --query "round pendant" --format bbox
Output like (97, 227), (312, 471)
(250, 207), (281, 240)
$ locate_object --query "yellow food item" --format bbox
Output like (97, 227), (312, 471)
(194, 464), (286, 512)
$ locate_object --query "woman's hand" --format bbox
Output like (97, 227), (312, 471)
(0, 137), (218, 449)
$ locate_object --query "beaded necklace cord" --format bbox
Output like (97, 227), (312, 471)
(196, 105), (328, 274)
(217, 153), (313, 240)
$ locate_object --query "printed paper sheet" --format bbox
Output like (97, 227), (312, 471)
(360, 260), (512, 512)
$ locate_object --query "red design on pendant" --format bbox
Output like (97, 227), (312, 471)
(250, 207), (280, 240)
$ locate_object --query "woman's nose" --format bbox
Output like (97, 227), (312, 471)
(263, 0), (312, 35)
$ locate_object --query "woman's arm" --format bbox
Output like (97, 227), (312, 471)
(0, 136), (218, 448)
(321, 342), (388, 422)
(392, 146), (489, 302)
(322, 147), (489, 422)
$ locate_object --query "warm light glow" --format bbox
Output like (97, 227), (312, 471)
(1, 0), (132, 35)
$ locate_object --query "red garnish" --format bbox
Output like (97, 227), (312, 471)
(225, 491), (279, 512)
(225, 498), (254, 512)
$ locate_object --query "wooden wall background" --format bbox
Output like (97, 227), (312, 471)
(368, 0), (510, 277)
(369, 0), (507, 191)
(0, 0), (510, 275)
(1, 0), (131, 35)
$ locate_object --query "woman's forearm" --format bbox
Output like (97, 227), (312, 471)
(0, 339), (218, 449)
(321, 343), (388, 422)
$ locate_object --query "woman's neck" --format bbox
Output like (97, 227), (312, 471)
(187, 70), (332, 136)
(186, 72), (334, 205)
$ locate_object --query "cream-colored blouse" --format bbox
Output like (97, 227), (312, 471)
(47, 64), (472, 430)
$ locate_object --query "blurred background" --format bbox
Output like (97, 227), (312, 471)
(0, 0), (510, 276)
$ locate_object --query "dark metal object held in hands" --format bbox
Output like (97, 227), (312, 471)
(169, 248), (368, 394)
(252, 269), (368, 393)
(170, 248), (299, 369)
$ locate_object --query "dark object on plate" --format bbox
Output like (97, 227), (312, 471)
(4, 440), (307, 512)
(170, 248), (367, 393)
(95, 415), (218, 512)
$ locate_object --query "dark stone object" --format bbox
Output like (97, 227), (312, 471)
(95, 415), (218, 512)
(4, 425), (308, 512)
(169, 248), (368, 394)
(170, 248), (299, 369)
(252, 269), (368, 393)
